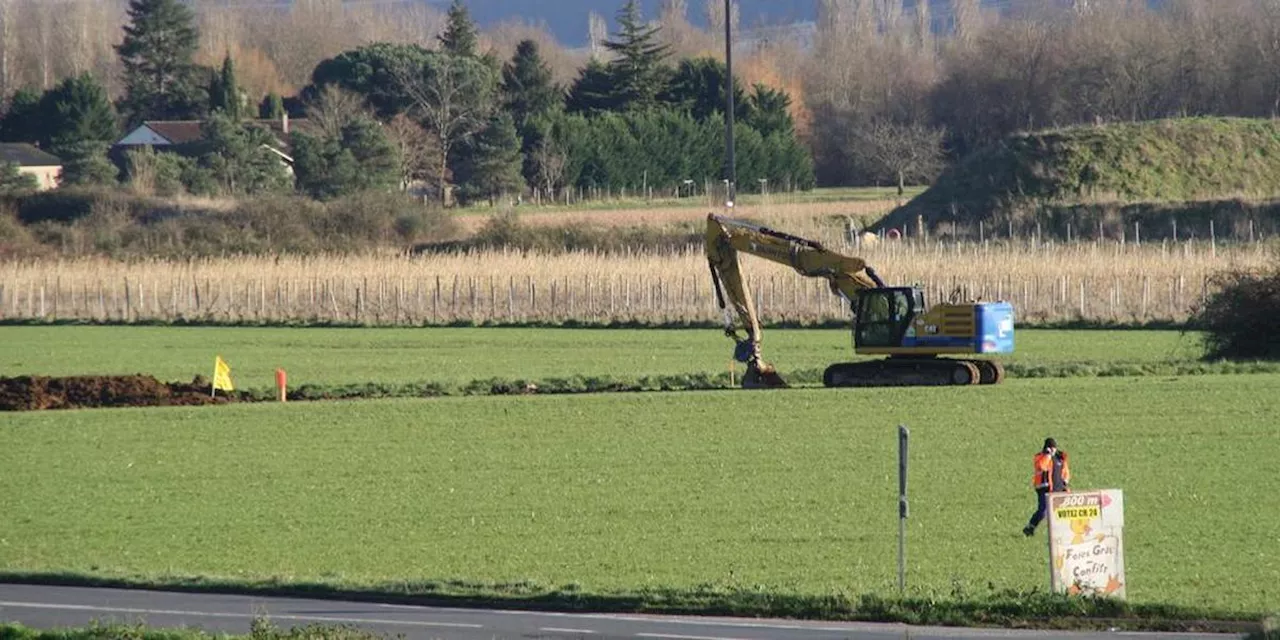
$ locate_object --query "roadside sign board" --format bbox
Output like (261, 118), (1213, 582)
(1047, 489), (1126, 599)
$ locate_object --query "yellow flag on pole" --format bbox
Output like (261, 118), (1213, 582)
(212, 355), (234, 394)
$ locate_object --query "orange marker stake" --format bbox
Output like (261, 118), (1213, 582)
(275, 368), (287, 402)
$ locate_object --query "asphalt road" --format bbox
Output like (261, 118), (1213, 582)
(0, 584), (1244, 640)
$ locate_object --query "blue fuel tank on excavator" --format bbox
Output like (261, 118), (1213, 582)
(974, 302), (1016, 354)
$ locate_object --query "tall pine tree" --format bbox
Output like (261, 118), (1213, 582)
(565, 58), (617, 115)
(439, 0), (479, 58)
(500, 40), (558, 135)
(0, 89), (42, 143)
(746, 84), (795, 137)
(455, 112), (523, 205)
(41, 74), (118, 149)
(603, 0), (671, 111)
(501, 39), (560, 188)
(209, 54), (243, 120)
(661, 57), (748, 122)
(116, 0), (204, 124)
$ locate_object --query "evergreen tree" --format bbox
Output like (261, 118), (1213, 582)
(41, 73), (119, 149)
(259, 93), (285, 120)
(291, 134), (357, 200)
(455, 112), (523, 205)
(194, 114), (292, 195)
(746, 84), (794, 137)
(309, 42), (432, 118)
(544, 109), (813, 193)
(565, 58), (617, 115)
(501, 40), (559, 135)
(293, 116), (400, 199)
(56, 141), (120, 187)
(661, 57), (749, 122)
(502, 39), (560, 189)
(116, 0), (204, 124)
(0, 162), (38, 194)
(603, 0), (671, 111)
(0, 89), (43, 143)
(338, 117), (399, 190)
(439, 0), (480, 58)
(209, 54), (243, 120)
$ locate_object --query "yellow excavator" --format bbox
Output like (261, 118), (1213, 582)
(705, 214), (1015, 388)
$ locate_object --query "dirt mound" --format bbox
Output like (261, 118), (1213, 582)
(0, 375), (237, 411)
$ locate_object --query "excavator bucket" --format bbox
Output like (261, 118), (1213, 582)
(743, 363), (788, 389)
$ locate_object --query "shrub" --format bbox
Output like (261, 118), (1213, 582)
(1192, 262), (1280, 360)
(125, 147), (186, 196)
(12, 188), (102, 224)
(448, 210), (700, 254)
(0, 206), (46, 259)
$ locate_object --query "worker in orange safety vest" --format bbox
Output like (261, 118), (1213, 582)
(1023, 437), (1070, 537)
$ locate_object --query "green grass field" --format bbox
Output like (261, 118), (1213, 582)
(1, 375), (1276, 616)
(0, 326), (1203, 389)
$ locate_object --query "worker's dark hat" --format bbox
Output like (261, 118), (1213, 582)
(1044, 437), (1057, 449)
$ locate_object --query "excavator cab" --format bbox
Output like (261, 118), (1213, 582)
(852, 287), (922, 348)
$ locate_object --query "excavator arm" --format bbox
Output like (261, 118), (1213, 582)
(705, 214), (885, 388)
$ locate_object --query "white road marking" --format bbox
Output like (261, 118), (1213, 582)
(636, 633), (753, 640)
(0, 601), (485, 629)
(539, 627), (596, 634)
(488, 608), (864, 632)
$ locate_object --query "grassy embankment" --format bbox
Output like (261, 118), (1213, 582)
(880, 117), (1280, 238)
(1, 374), (1277, 629)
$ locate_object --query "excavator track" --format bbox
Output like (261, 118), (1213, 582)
(972, 359), (1006, 385)
(823, 358), (1004, 387)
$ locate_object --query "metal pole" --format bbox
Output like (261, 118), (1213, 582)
(898, 424), (909, 593)
(724, 0), (736, 207)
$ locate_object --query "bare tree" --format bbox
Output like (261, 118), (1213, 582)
(531, 138), (567, 199)
(658, 0), (711, 58)
(914, 0), (933, 55)
(391, 53), (496, 206)
(705, 0), (740, 48)
(0, 0), (12, 96)
(873, 0), (904, 36)
(304, 84), (368, 139)
(854, 120), (947, 195)
(386, 113), (441, 194)
(588, 12), (608, 59)
(951, 0), (983, 44)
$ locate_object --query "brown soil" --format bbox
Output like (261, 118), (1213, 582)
(0, 375), (238, 411)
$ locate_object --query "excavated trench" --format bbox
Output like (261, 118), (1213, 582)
(0, 375), (238, 411)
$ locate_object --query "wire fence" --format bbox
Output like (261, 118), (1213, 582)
(0, 263), (1224, 326)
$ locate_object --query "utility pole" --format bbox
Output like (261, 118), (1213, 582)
(723, 0), (736, 208)
(898, 424), (910, 593)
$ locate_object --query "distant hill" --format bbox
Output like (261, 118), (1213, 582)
(876, 117), (1280, 233)
(424, 0), (816, 46)
(427, 0), (995, 48)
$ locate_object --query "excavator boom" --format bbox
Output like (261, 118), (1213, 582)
(705, 214), (885, 387)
